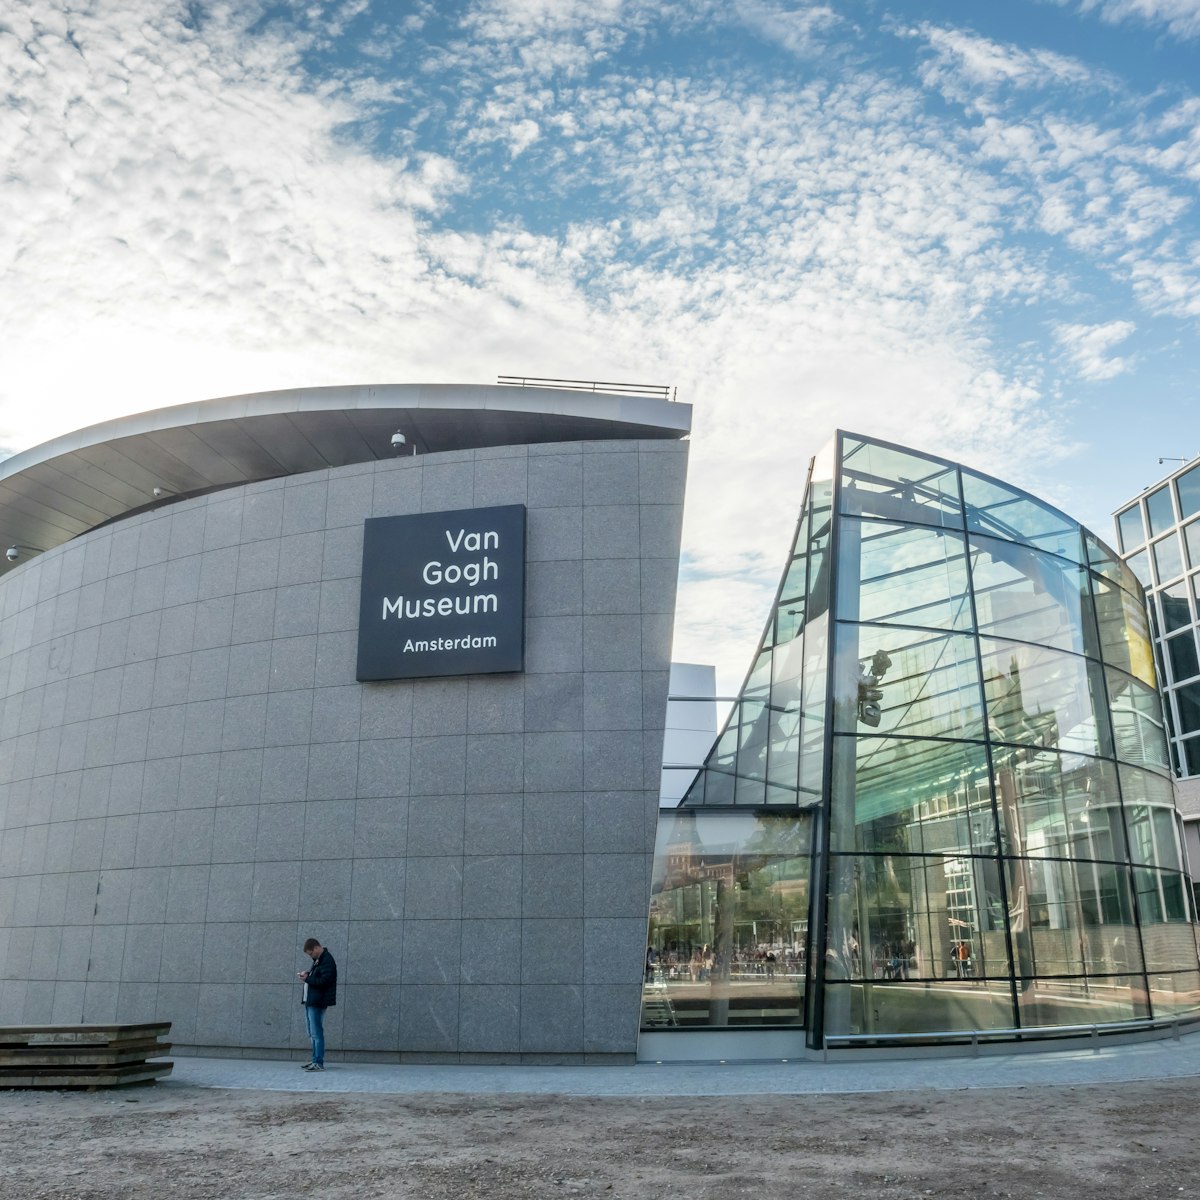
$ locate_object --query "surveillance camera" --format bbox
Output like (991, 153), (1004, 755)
(391, 432), (407, 450)
(6, 547), (18, 562)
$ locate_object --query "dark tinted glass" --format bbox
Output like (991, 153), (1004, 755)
(1167, 630), (1200, 684)
(1175, 681), (1200, 737)
(1159, 581), (1192, 635)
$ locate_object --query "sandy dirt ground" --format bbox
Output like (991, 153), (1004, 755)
(1, 1075), (1194, 1199)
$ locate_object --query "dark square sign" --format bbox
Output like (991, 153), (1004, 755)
(356, 504), (526, 681)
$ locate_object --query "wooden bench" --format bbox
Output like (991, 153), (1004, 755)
(0, 1023), (173, 1088)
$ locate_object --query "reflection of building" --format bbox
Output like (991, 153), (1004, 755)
(659, 663), (719, 805)
(642, 431), (1200, 1060)
(1113, 459), (1200, 873)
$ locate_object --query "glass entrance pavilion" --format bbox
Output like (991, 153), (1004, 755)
(642, 432), (1200, 1053)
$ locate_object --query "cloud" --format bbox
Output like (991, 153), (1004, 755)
(912, 23), (1104, 111)
(1053, 320), (1138, 380)
(1069, 0), (1200, 39)
(2, 0), (1193, 689)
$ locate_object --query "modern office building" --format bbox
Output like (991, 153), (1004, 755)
(1113, 458), (1200, 872)
(641, 432), (1200, 1059)
(0, 382), (690, 1062)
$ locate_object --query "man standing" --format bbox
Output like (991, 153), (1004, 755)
(297, 937), (337, 1071)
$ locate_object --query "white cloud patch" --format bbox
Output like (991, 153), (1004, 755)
(914, 23), (1103, 111)
(1054, 319), (1138, 380)
(1, 0), (1193, 687)
(1072, 0), (1200, 39)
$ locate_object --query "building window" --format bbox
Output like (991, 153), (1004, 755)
(1167, 631), (1200, 685)
(1184, 521), (1200, 571)
(1127, 550), (1152, 589)
(1147, 486), (1176, 538)
(1160, 582), (1192, 635)
(1175, 681), (1200, 738)
(1178, 465), (1200, 523)
(1153, 534), (1185, 585)
(1118, 505), (1146, 553)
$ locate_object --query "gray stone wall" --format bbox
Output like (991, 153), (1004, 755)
(0, 438), (687, 1061)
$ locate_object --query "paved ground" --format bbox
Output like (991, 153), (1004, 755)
(164, 1029), (1200, 1096)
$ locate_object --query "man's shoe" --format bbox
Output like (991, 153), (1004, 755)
(310, 1063), (325, 1071)
(301, 1062), (317, 1071)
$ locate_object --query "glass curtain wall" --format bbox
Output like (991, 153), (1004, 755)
(645, 431), (1200, 1046)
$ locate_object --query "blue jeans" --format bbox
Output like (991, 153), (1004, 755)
(305, 1004), (326, 1065)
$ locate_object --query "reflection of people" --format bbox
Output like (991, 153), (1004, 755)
(952, 940), (971, 979)
(645, 945), (657, 982)
(298, 937), (337, 1072)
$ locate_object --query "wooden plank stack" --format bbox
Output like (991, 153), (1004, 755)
(0, 1023), (173, 1088)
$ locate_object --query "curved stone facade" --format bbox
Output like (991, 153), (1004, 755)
(0, 429), (688, 1062)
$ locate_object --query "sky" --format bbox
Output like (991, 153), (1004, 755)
(2, 0), (1199, 693)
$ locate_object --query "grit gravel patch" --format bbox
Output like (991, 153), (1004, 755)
(1, 1077), (1194, 1199)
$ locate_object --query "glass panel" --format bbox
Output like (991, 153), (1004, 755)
(1185, 736), (1200, 775)
(1116, 505), (1146, 553)
(834, 624), (985, 741)
(1106, 668), (1170, 772)
(1153, 533), (1185, 584)
(1007, 857), (1141, 978)
(836, 518), (972, 631)
(1177, 681), (1200, 738)
(821, 980), (1018, 1037)
(1136, 867), (1196, 974)
(1126, 550), (1152, 588)
(962, 471), (1083, 564)
(1146, 485), (1176, 537)
(1185, 522), (1200, 571)
(1178, 465), (1200, 521)
(642, 810), (812, 1030)
(839, 438), (963, 529)
(825, 852), (1012, 985)
(1167, 630), (1200, 684)
(1149, 969), (1200, 1016)
(1087, 533), (1141, 596)
(970, 534), (1097, 656)
(1091, 573), (1157, 687)
(1159, 580), (1192, 635)
(829, 735), (997, 856)
(992, 748), (1126, 862)
(1121, 765), (1184, 870)
(979, 637), (1114, 760)
(1012, 975), (1149, 1026)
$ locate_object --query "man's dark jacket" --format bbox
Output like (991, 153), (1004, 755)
(303, 949), (337, 1008)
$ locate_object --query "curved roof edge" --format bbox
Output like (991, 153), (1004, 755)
(0, 383), (692, 572)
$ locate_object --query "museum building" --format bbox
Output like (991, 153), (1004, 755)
(641, 432), (1200, 1060)
(0, 382), (690, 1061)
(0, 387), (1197, 1062)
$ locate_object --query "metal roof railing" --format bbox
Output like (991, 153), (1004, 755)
(498, 375), (676, 401)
